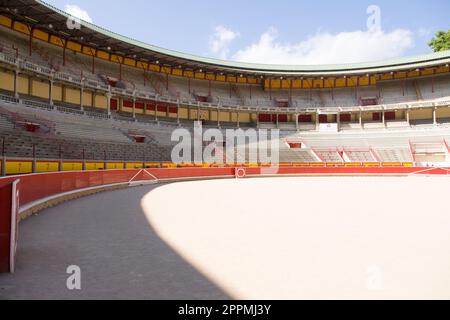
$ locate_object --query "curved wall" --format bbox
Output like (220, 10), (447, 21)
(1, 165), (450, 273)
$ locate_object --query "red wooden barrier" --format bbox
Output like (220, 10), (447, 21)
(0, 180), (19, 273)
(0, 165), (449, 273)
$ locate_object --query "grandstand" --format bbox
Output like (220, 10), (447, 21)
(0, 1), (448, 174)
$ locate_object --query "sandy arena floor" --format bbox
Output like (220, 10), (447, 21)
(1, 176), (450, 299)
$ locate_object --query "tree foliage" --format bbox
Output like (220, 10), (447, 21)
(429, 30), (450, 52)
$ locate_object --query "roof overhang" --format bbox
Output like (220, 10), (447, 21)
(1, 0), (450, 78)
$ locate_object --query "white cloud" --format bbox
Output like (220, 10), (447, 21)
(418, 27), (432, 38)
(209, 25), (240, 60)
(232, 27), (415, 65)
(64, 4), (93, 23)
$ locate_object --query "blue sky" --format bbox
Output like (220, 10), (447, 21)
(44, 0), (450, 65)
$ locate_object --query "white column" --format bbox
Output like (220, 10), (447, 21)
(316, 113), (320, 131)
(406, 109), (410, 126)
(106, 92), (112, 116)
(236, 112), (240, 128)
(337, 112), (341, 132)
(295, 114), (299, 131)
(359, 111), (363, 128)
(433, 107), (437, 125)
(132, 97), (136, 119)
(256, 112), (260, 129)
(217, 107), (220, 127)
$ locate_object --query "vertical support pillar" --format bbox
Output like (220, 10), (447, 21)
(49, 80), (54, 106)
(236, 112), (240, 129)
(120, 97), (125, 113)
(14, 70), (19, 99)
(106, 92), (112, 116)
(32, 144), (36, 174)
(61, 84), (66, 103)
(166, 73), (169, 91)
(29, 27), (33, 57)
(337, 112), (341, 132)
(62, 39), (67, 66)
(91, 92), (95, 110)
(82, 149), (86, 171)
(217, 107), (220, 127)
(28, 75), (32, 96)
(406, 108), (410, 126)
(79, 86), (84, 111)
(92, 54), (95, 75)
(1, 138), (5, 177)
(295, 114), (299, 131)
(132, 97), (136, 119)
(256, 112), (260, 129)
(315, 113), (320, 131)
(269, 79), (272, 100)
(433, 107), (437, 125)
(155, 102), (158, 121)
(359, 110), (363, 128)
(177, 101), (180, 124)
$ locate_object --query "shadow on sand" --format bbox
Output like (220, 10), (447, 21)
(0, 184), (230, 300)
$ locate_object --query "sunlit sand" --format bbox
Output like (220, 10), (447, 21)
(142, 177), (450, 299)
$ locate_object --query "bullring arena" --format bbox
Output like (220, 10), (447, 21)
(1, 0), (450, 300)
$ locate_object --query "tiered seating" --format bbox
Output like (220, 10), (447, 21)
(54, 122), (131, 143)
(375, 148), (413, 162)
(0, 114), (14, 131)
(344, 149), (377, 162)
(0, 128), (172, 161)
(314, 149), (344, 162)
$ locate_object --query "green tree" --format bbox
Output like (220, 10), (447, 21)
(428, 30), (450, 52)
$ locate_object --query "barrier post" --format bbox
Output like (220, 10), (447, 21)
(0, 179), (20, 273)
(1, 137), (5, 177)
(82, 148), (86, 171)
(32, 144), (36, 173)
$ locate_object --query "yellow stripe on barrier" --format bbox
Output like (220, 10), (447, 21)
(106, 163), (125, 170)
(6, 161), (33, 175)
(36, 162), (59, 173)
(403, 163), (414, 167)
(364, 163), (382, 167)
(62, 162), (83, 171)
(125, 162), (144, 169)
(85, 162), (105, 171)
(382, 162), (402, 167)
